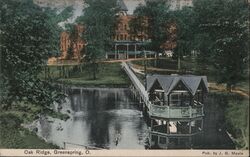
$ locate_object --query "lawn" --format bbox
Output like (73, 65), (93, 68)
(56, 62), (130, 87)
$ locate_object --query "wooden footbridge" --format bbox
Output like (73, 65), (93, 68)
(121, 62), (152, 111)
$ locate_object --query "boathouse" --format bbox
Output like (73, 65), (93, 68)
(146, 74), (209, 148)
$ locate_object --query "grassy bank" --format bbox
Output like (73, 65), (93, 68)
(0, 112), (59, 149)
(55, 62), (130, 87)
(207, 91), (249, 149)
(0, 102), (69, 148)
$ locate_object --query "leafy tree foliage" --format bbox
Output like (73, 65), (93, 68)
(193, 0), (248, 90)
(79, 0), (119, 79)
(171, 7), (195, 59)
(131, 0), (170, 54)
(0, 0), (65, 111)
(129, 6), (148, 41)
(44, 6), (74, 56)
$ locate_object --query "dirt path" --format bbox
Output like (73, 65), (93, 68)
(47, 58), (156, 65)
(102, 58), (156, 63)
(209, 83), (249, 98)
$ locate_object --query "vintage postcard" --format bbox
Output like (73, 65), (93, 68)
(0, 0), (249, 156)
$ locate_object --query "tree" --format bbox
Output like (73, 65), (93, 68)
(193, 33), (214, 74)
(79, 0), (119, 79)
(65, 24), (77, 60)
(170, 7), (195, 70)
(129, 6), (148, 41)
(45, 6), (74, 56)
(131, 0), (170, 55)
(193, 0), (248, 90)
(0, 0), (65, 110)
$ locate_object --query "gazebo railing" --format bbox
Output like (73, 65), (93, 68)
(149, 103), (204, 119)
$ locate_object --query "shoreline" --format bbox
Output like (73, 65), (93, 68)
(57, 81), (130, 88)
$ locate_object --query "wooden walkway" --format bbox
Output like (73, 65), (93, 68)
(121, 62), (152, 110)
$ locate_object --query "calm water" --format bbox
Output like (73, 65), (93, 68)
(34, 87), (235, 149)
(36, 88), (148, 149)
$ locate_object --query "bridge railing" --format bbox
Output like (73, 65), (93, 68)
(122, 62), (148, 100)
(149, 104), (204, 119)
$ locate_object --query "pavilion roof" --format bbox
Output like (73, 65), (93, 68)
(147, 74), (209, 96)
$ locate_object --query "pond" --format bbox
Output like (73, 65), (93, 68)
(33, 87), (235, 149)
(35, 88), (148, 149)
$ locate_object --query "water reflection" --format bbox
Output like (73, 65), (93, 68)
(37, 88), (148, 149)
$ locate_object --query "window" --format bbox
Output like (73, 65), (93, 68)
(120, 34), (123, 40)
(124, 24), (127, 30)
(170, 93), (180, 106)
(170, 92), (190, 106)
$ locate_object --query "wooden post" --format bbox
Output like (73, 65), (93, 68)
(201, 119), (203, 131)
(80, 64), (82, 73)
(202, 105), (204, 116)
(115, 44), (117, 59)
(62, 65), (65, 78)
(162, 92), (165, 106)
(151, 119), (153, 130)
(167, 121), (170, 134)
(134, 44), (137, 59)
(167, 106), (170, 118)
(202, 91), (204, 104)
(189, 121), (192, 134)
(63, 142), (66, 149)
(126, 44), (129, 59)
(189, 105), (192, 118)
(168, 94), (170, 106)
